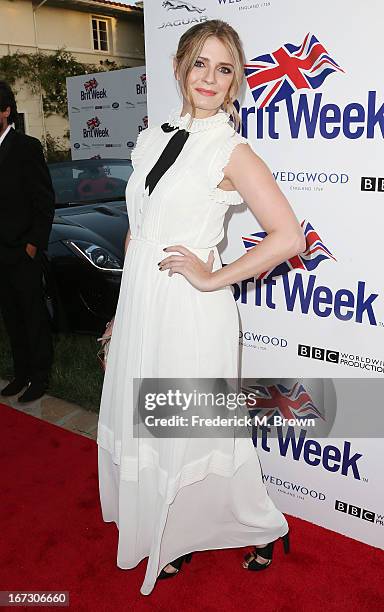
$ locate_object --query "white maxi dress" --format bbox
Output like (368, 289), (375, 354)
(97, 105), (289, 595)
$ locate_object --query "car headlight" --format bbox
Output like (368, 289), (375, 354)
(63, 240), (123, 271)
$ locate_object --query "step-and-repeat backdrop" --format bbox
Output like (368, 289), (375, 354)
(143, 1), (384, 549)
(67, 67), (147, 160)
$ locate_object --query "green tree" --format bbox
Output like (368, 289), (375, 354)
(0, 49), (127, 117)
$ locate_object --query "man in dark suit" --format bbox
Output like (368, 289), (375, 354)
(0, 81), (55, 402)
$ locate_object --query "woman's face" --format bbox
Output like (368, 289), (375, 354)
(175, 36), (235, 114)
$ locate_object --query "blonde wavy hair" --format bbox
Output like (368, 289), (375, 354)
(173, 19), (245, 133)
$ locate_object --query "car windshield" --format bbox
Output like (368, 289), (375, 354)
(49, 159), (133, 206)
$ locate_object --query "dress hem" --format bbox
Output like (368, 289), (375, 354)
(101, 508), (289, 596)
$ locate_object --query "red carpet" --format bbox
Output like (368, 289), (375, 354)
(1, 402), (383, 612)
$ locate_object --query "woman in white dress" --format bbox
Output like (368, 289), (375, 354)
(97, 20), (306, 596)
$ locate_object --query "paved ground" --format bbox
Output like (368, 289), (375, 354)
(0, 378), (98, 440)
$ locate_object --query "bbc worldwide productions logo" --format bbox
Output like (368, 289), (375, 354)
(298, 344), (339, 363)
(361, 177), (384, 192)
(298, 343), (384, 374)
(335, 500), (378, 523)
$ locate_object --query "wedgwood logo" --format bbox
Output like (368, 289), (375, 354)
(263, 474), (326, 500)
(218, 0), (272, 10)
(239, 330), (288, 348)
(273, 171), (349, 192)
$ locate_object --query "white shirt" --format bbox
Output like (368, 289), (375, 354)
(0, 124), (14, 147)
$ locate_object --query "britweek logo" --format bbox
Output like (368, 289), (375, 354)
(232, 220), (381, 326)
(138, 116), (148, 135)
(136, 73), (147, 96)
(239, 33), (384, 140)
(83, 117), (109, 138)
(81, 78), (107, 101)
(253, 425), (363, 480)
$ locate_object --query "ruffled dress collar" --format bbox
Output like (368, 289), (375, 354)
(167, 105), (230, 133)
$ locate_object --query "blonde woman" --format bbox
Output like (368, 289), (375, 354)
(97, 19), (305, 595)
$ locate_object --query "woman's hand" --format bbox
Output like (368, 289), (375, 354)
(158, 245), (216, 292)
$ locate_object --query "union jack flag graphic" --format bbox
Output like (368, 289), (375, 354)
(244, 382), (325, 425)
(86, 116), (100, 129)
(140, 73), (146, 85)
(242, 219), (336, 281)
(244, 33), (344, 109)
(84, 78), (98, 92)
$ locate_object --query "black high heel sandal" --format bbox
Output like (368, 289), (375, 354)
(157, 552), (193, 580)
(243, 530), (290, 571)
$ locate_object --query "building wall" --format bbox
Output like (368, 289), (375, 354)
(0, 0), (35, 48)
(35, 5), (144, 63)
(0, 0), (144, 144)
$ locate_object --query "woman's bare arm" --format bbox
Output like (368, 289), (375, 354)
(210, 143), (306, 290)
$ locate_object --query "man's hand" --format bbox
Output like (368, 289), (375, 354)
(25, 243), (37, 259)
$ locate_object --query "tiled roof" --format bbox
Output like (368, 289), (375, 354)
(83, 0), (143, 10)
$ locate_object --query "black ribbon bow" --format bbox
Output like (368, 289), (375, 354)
(144, 122), (190, 196)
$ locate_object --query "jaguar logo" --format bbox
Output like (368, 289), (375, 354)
(162, 1), (206, 13)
